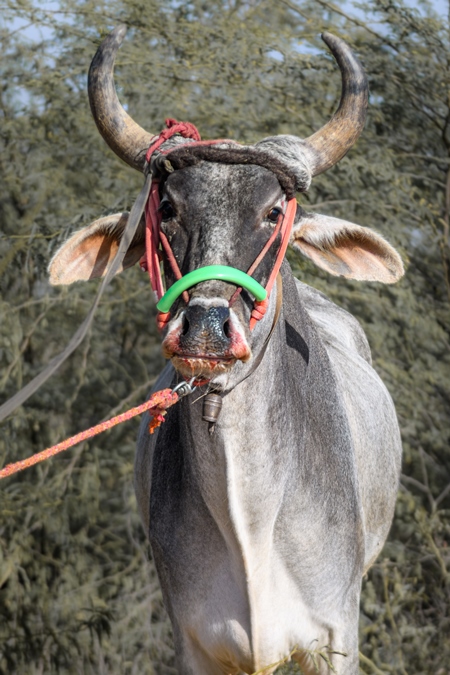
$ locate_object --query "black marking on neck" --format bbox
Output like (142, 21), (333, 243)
(285, 320), (309, 365)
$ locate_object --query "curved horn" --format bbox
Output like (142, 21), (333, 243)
(304, 33), (368, 177)
(88, 25), (155, 172)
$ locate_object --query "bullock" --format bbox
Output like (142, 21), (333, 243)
(48, 26), (403, 675)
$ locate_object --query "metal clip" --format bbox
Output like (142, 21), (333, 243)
(172, 377), (197, 399)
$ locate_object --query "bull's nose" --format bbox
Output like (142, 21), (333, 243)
(179, 305), (231, 352)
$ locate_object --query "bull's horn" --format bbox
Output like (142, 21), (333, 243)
(303, 33), (368, 177)
(88, 25), (155, 172)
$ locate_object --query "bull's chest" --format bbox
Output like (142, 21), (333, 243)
(148, 385), (359, 673)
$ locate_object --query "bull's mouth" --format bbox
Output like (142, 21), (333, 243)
(161, 307), (252, 380)
(170, 353), (238, 380)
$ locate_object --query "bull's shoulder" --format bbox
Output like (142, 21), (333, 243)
(294, 279), (372, 364)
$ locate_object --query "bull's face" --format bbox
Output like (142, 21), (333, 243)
(48, 160), (288, 383)
(48, 26), (404, 384)
(158, 163), (284, 380)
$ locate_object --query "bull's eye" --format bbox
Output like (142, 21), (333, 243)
(159, 201), (175, 222)
(267, 207), (282, 223)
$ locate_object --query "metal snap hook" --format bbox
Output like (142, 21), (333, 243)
(172, 377), (197, 399)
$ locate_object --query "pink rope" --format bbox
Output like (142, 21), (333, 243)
(142, 119), (202, 305)
(0, 388), (179, 480)
(145, 118), (201, 162)
(144, 181), (165, 300)
(248, 198), (297, 329)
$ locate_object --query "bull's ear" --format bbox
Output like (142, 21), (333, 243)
(48, 212), (145, 285)
(290, 212), (404, 283)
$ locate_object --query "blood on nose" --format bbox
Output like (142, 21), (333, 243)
(179, 305), (231, 352)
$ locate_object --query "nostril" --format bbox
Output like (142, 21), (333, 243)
(180, 305), (231, 346)
(223, 319), (231, 339)
(181, 314), (190, 336)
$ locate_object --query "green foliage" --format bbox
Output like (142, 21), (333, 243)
(1, 1), (449, 673)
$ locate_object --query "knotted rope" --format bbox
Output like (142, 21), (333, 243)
(0, 388), (179, 480)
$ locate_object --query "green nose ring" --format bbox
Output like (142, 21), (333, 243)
(156, 265), (267, 313)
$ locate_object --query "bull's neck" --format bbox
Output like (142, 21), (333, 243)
(177, 271), (310, 548)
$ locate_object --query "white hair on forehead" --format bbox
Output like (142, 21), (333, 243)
(255, 135), (313, 192)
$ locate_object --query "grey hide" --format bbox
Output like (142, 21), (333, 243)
(134, 263), (402, 675)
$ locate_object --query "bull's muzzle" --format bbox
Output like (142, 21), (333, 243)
(180, 305), (231, 352)
(162, 303), (251, 380)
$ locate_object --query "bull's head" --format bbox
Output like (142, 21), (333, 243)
(49, 26), (403, 384)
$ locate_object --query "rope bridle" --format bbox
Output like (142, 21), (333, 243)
(139, 119), (297, 332)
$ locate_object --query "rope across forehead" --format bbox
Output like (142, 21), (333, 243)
(151, 144), (302, 200)
(142, 119), (304, 331)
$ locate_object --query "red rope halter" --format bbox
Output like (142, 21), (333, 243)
(140, 119), (297, 331)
